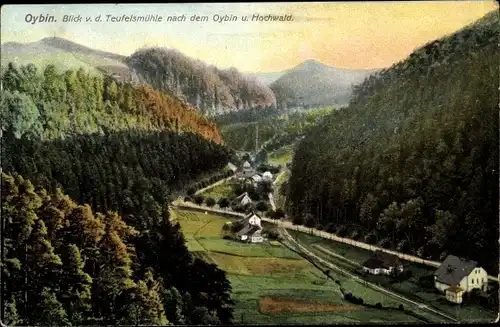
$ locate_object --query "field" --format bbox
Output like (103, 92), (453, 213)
(289, 231), (498, 323)
(173, 208), (450, 324)
(268, 145), (294, 167)
(199, 181), (236, 200)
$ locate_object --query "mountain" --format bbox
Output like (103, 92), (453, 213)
(1, 37), (277, 116)
(1, 37), (128, 77)
(246, 70), (287, 86)
(288, 11), (498, 274)
(270, 59), (378, 109)
(126, 48), (277, 116)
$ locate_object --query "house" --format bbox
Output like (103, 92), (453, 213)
(234, 192), (253, 206)
(251, 174), (263, 184)
(234, 212), (263, 243)
(235, 224), (263, 243)
(434, 255), (488, 304)
(238, 211), (262, 228)
(242, 161), (255, 178)
(362, 250), (403, 275)
(262, 171), (273, 181)
(227, 162), (238, 173)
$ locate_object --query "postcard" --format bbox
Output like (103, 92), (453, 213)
(1, 2), (499, 325)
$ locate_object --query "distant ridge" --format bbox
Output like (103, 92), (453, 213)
(269, 59), (379, 109)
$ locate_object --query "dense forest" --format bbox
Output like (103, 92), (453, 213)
(219, 107), (334, 152)
(2, 172), (233, 325)
(287, 11), (499, 274)
(0, 63), (221, 143)
(214, 106), (282, 127)
(1, 61), (237, 324)
(127, 48), (276, 115)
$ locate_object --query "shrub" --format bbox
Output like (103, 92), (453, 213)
(292, 216), (305, 225)
(350, 230), (360, 240)
(364, 232), (377, 244)
(398, 304), (404, 311)
(218, 197), (230, 208)
(244, 203), (256, 213)
(274, 208), (285, 219)
(187, 187), (196, 196)
(317, 224), (324, 231)
(325, 222), (336, 233)
(397, 239), (410, 252)
(256, 201), (269, 212)
(305, 214), (317, 228)
(266, 210), (276, 219)
(193, 194), (205, 205)
(184, 196), (192, 202)
(205, 197), (216, 207)
(418, 275), (434, 289)
(375, 302), (382, 309)
(337, 226), (348, 237)
(267, 230), (280, 240)
(379, 237), (391, 249)
(344, 293), (353, 300)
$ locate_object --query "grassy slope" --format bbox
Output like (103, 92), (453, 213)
(0, 49), (127, 74)
(173, 208), (441, 324)
(268, 145), (295, 167)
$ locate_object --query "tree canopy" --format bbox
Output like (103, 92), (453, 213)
(287, 11), (499, 274)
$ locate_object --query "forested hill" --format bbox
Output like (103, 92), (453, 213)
(1, 63), (237, 323)
(2, 171), (233, 326)
(288, 11), (499, 274)
(0, 63), (221, 143)
(127, 48), (277, 115)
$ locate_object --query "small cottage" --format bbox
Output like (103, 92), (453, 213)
(242, 161), (255, 178)
(234, 192), (253, 206)
(227, 162), (238, 173)
(251, 174), (263, 184)
(262, 171), (273, 181)
(434, 255), (488, 304)
(239, 211), (262, 228)
(362, 251), (403, 275)
(234, 212), (263, 243)
(235, 225), (263, 243)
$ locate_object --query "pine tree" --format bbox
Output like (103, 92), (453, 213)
(58, 244), (93, 325)
(37, 288), (71, 326)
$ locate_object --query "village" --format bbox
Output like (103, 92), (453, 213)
(178, 156), (498, 312)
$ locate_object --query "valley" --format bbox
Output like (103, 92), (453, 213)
(1, 3), (498, 326)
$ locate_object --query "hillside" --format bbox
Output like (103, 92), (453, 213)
(1, 38), (277, 116)
(1, 37), (128, 76)
(270, 59), (378, 109)
(287, 11), (499, 274)
(1, 61), (236, 324)
(127, 47), (277, 115)
(1, 171), (233, 326)
(0, 62), (221, 143)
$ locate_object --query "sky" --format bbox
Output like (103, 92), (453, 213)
(1, 2), (497, 72)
